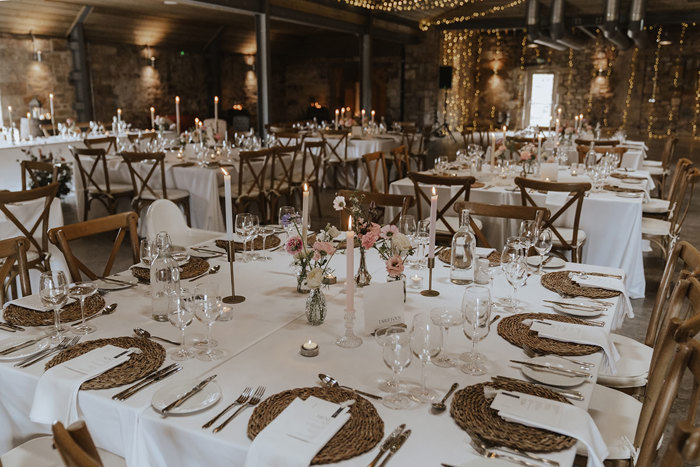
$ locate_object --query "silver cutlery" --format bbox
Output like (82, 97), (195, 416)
(12, 337), (68, 366)
(471, 440), (539, 467)
(522, 344), (594, 369)
(213, 385), (265, 433)
(133, 328), (180, 346)
(378, 429), (411, 467)
(191, 247), (225, 256)
(98, 276), (137, 287)
(83, 303), (118, 323)
(161, 374), (217, 417)
(0, 323), (17, 332)
(187, 265), (221, 282)
(113, 363), (181, 400)
(510, 359), (591, 378)
(16, 336), (80, 368)
(543, 300), (607, 311)
(0, 334), (51, 356)
(368, 424), (406, 467)
(492, 376), (584, 401)
(542, 256), (555, 266)
(202, 387), (252, 429)
(0, 322), (24, 332)
(319, 373), (383, 400)
(431, 383), (459, 413)
(474, 429), (560, 466)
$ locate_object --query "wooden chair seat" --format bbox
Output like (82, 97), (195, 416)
(87, 182), (133, 194)
(549, 227), (587, 246)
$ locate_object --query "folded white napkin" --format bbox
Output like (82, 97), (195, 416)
(244, 396), (351, 467)
(530, 320), (620, 374)
(570, 273), (633, 320)
(475, 247), (495, 258)
(4, 294), (74, 312)
(30, 345), (137, 424)
(489, 390), (608, 467)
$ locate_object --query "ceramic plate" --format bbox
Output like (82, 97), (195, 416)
(152, 379), (221, 415)
(616, 192), (643, 198)
(526, 256), (565, 269)
(187, 248), (221, 259)
(95, 275), (139, 290)
(550, 298), (606, 318)
(0, 335), (52, 361)
(519, 355), (587, 387)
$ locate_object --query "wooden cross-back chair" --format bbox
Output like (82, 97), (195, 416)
(362, 151), (388, 194)
(395, 121), (417, 132)
(84, 136), (117, 154)
(0, 236), (31, 305)
(574, 138), (619, 147)
(52, 420), (109, 467)
(514, 177), (591, 263)
(40, 123), (56, 137)
(408, 171), (476, 245)
(296, 141), (324, 217)
(643, 157), (692, 218)
(269, 144), (302, 218)
(127, 132), (157, 151)
(219, 148), (272, 221)
(452, 201), (550, 249)
(321, 130), (358, 189)
(336, 190), (415, 227)
(388, 145), (409, 181)
(659, 420), (700, 466)
(120, 151), (191, 225)
(266, 124), (294, 135)
(576, 144), (628, 165)
(48, 212), (139, 282)
(0, 183), (58, 272)
(646, 136), (680, 197)
(401, 129), (425, 171)
(21, 160), (60, 191)
(274, 131), (305, 149)
(71, 147), (133, 221)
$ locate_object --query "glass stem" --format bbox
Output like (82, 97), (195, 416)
(442, 327), (449, 358)
(180, 327), (186, 347)
(54, 305), (61, 335)
(420, 359), (427, 392)
(471, 324), (478, 358)
(80, 297), (86, 325)
(538, 254), (544, 275)
(206, 323), (213, 351)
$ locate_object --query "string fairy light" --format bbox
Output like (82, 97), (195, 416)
(586, 30), (601, 116)
(419, 0), (526, 30)
(647, 26), (663, 139)
(620, 47), (638, 130)
(693, 70), (700, 139)
(566, 47), (574, 109)
(337, 0), (485, 12)
(603, 46), (616, 128)
(667, 23), (687, 135)
(471, 32), (484, 128)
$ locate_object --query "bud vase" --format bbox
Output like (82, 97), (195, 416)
(305, 288), (326, 325)
(355, 248), (372, 287)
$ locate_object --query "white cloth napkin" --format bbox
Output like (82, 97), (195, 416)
(244, 396), (351, 467)
(489, 390), (608, 467)
(30, 345), (137, 425)
(4, 294), (74, 312)
(475, 247), (495, 258)
(570, 273), (633, 320)
(530, 320), (620, 374)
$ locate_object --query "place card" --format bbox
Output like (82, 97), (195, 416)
(351, 126), (363, 138)
(363, 281), (405, 335)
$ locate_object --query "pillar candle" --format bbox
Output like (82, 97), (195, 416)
(555, 117), (560, 134)
(222, 168), (233, 240)
(175, 96), (181, 134)
(502, 125), (507, 138)
(150, 106), (155, 130)
(49, 93), (55, 135)
(537, 134), (542, 160)
(574, 115), (579, 133)
(214, 96), (219, 133)
(8, 106), (13, 142)
(371, 110), (375, 123)
(302, 183), (309, 245)
(346, 215), (354, 312)
(428, 186), (437, 259)
(340, 108), (345, 121)
(579, 113), (583, 131)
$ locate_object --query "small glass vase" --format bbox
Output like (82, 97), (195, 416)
(388, 274), (407, 303)
(355, 248), (372, 287)
(305, 288), (326, 325)
(296, 269), (310, 294)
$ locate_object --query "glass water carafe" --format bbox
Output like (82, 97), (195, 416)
(450, 209), (476, 285)
(150, 231), (180, 322)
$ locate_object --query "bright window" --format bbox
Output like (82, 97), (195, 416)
(527, 73), (555, 127)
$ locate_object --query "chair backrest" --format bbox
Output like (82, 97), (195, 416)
(266, 124), (294, 134)
(408, 171), (476, 236)
(320, 130), (349, 163)
(21, 160), (60, 191)
(0, 236), (31, 305)
(40, 123), (56, 137)
(665, 157), (693, 203)
(401, 130), (419, 155)
(514, 177), (591, 257)
(362, 151), (388, 194)
(658, 420), (700, 466)
(0, 183), (58, 263)
(274, 131), (305, 149)
(576, 144), (627, 165)
(52, 420), (103, 467)
(269, 144), (301, 194)
(120, 151), (168, 202)
(336, 189), (415, 227)
(300, 141), (324, 185)
(396, 121), (417, 132)
(84, 136), (117, 154)
(48, 212), (139, 282)
(668, 167), (700, 237)
(453, 201), (551, 248)
(661, 135), (680, 169)
(390, 145), (409, 180)
(237, 149), (272, 198)
(127, 132), (157, 143)
(574, 138), (619, 147)
(70, 147), (115, 197)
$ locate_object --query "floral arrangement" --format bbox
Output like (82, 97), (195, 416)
(285, 223), (338, 290)
(19, 149), (72, 198)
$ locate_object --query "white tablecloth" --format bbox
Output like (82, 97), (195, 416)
(0, 240), (630, 466)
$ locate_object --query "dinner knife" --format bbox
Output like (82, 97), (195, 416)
(492, 376), (584, 401)
(367, 424), (406, 467)
(161, 374), (217, 417)
(0, 335), (49, 355)
(543, 300), (607, 311)
(510, 360), (591, 378)
(378, 429), (411, 467)
(0, 321), (24, 332)
(113, 363), (179, 400)
(0, 323), (17, 332)
(116, 365), (182, 401)
(98, 276), (137, 287)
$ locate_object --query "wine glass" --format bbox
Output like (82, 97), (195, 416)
(194, 287), (224, 361)
(429, 307), (464, 368)
(248, 214), (261, 261)
(416, 220), (430, 269)
(459, 285), (492, 375)
(235, 213), (252, 261)
(259, 226), (276, 261)
(379, 327), (416, 410)
(500, 238), (528, 312)
(278, 206), (297, 242)
(39, 271), (69, 342)
(69, 282), (98, 335)
(409, 313), (443, 403)
(399, 215), (417, 266)
(519, 220), (538, 253)
(168, 290), (195, 361)
(374, 325), (409, 393)
(534, 229), (553, 275)
(140, 238), (156, 266)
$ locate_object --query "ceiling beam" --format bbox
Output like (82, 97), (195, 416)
(66, 5), (93, 37)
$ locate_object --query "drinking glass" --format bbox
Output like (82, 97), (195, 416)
(69, 282), (98, 335)
(399, 214), (417, 266)
(374, 325), (409, 393)
(379, 327), (416, 410)
(235, 213), (252, 261)
(409, 313), (443, 403)
(534, 229), (553, 275)
(39, 271), (69, 342)
(140, 238), (156, 266)
(168, 290), (195, 361)
(434, 156), (448, 174)
(278, 206), (297, 241)
(259, 226), (276, 261)
(519, 220), (537, 253)
(247, 215), (261, 261)
(500, 239), (528, 312)
(459, 285), (492, 375)
(429, 307), (464, 368)
(194, 288), (224, 361)
(416, 220), (430, 269)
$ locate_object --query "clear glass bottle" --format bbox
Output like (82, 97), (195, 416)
(450, 209), (476, 285)
(150, 231), (180, 322)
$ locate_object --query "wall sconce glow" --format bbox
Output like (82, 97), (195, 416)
(31, 32), (42, 62)
(146, 45), (156, 68)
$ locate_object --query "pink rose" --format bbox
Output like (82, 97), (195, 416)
(385, 255), (404, 277)
(369, 222), (381, 237)
(313, 251), (321, 261)
(361, 231), (379, 250)
(285, 236), (303, 255)
(520, 151), (531, 161)
(380, 224), (399, 239)
(313, 241), (336, 257)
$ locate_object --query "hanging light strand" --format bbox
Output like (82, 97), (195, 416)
(419, 0), (526, 30)
(647, 26), (663, 139)
(566, 47), (574, 109)
(693, 70), (700, 139)
(586, 30), (601, 116)
(337, 0), (485, 12)
(667, 23), (687, 135)
(471, 32), (484, 128)
(620, 47), (638, 130)
(603, 46), (616, 128)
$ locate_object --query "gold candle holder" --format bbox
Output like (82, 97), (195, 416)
(222, 240), (245, 304)
(420, 257), (440, 297)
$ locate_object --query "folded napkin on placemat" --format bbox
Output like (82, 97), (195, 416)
(245, 396), (352, 467)
(30, 345), (137, 424)
(489, 390), (608, 467)
(570, 273), (633, 320)
(4, 294), (74, 312)
(530, 320), (620, 374)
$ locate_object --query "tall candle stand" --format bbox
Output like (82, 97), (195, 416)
(336, 309), (362, 348)
(420, 258), (440, 297)
(222, 240), (245, 304)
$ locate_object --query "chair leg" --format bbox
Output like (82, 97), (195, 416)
(182, 199), (192, 227)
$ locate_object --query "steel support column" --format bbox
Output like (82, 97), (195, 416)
(360, 33), (371, 114)
(67, 6), (93, 122)
(255, 1), (270, 136)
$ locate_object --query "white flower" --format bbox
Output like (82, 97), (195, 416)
(305, 267), (323, 289)
(332, 196), (346, 211)
(316, 231), (328, 242)
(391, 232), (412, 254)
(327, 225), (340, 239)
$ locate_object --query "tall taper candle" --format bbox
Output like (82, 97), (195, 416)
(302, 183), (309, 246)
(335, 109), (339, 127)
(150, 106), (155, 130)
(361, 109), (365, 126)
(490, 131), (496, 165)
(346, 215), (354, 312)
(214, 96), (219, 134)
(222, 168), (233, 240)
(175, 96), (180, 134)
(371, 110), (375, 123)
(428, 186), (437, 258)
(49, 93), (55, 135)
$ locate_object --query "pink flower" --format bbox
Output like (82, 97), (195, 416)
(520, 151), (531, 161)
(385, 255), (404, 277)
(361, 231), (379, 250)
(380, 224), (398, 239)
(285, 236), (303, 255)
(368, 222), (381, 237)
(313, 241), (336, 257)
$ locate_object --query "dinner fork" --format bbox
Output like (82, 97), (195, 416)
(201, 387), (252, 429)
(16, 336), (80, 368)
(470, 441), (539, 467)
(212, 386), (265, 433)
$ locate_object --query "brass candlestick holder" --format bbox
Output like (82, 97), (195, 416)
(420, 257), (440, 297)
(222, 240), (245, 304)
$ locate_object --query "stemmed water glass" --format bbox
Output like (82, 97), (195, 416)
(69, 282), (98, 335)
(374, 325), (408, 393)
(409, 313), (443, 403)
(278, 206), (298, 245)
(519, 220), (537, 253)
(399, 215), (417, 267)
(259, 226), (276, 261)
(168, 290), (195, 361)
(235, 213), (253, 261)
(39, 271), (69, 343)
(194, 286), (224, 361)
(247, 215), (261, 261)
(378, 326), (416, 410)
(499, 237), (528, 312)
(429, 307), (464, 368)
(459, 285), (492, 375)
(140, 238), (156, 266)
(534, 229), (553, 275)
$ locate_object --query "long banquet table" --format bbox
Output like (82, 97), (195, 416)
(0, 239), (630, 466)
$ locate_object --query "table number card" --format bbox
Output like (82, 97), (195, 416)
(363, 281), (405, 335)
(351, 126), (363, 138)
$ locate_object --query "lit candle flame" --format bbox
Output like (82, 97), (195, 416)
(431, 186), (436, 196)
(221, 167), (229, 176)
(150, 106), (155, 111)
(348, 215), (352, 230)
(175, 96), (180, 103)
(214, 96), (219, 103)
(303, 183), (308, 192)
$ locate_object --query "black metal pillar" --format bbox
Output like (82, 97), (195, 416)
(67, 6), (93, 122)
(255, 1), (270, 136)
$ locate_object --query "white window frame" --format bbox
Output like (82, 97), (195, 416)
(522, 69), (560, 128)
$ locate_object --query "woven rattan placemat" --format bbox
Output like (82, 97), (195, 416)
(451, 380), (575, 452)
(438, 248), (501, 266)
(215, 235), (281, 252)
(541, 270), (620, 299)
(4, 295), (105, 327)
(610, 173), (646, 181)
(603, 184), (644, 193)
(45, 336), (165, 390)
(497, 312), (599, 356)
(247, 386), (383, 465)
(131, 256), (210, 282)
